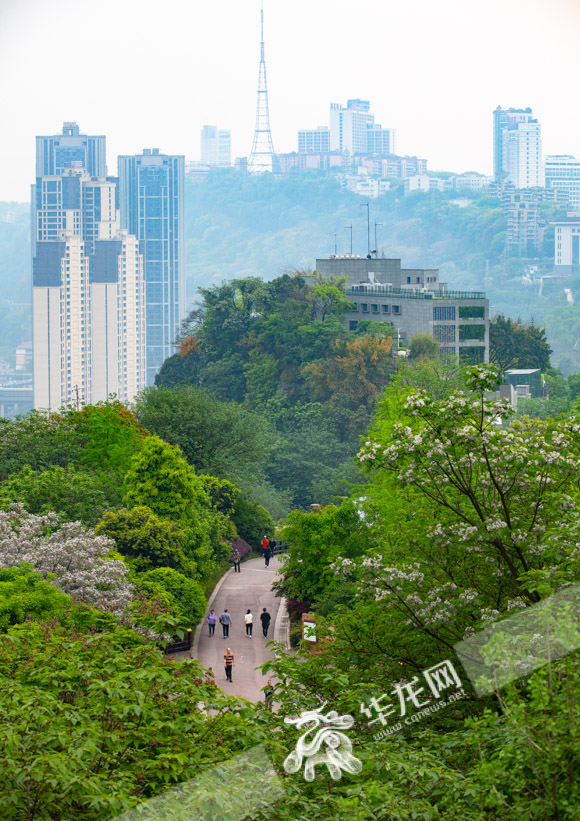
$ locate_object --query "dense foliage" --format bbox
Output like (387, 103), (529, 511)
(271, 363), (580, 819)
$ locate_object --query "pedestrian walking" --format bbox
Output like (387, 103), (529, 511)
(260, 607), (271, 638)
(264, 545), (272, 567)
(263, 679), (274, 711)
(232, 547), (241, 573)
(219, 609), (232, 639)
(261, 535), (269, 552)
(244, 608), (253, 638)
(206, 609), (217, 637)
(224, 648), (235, 682)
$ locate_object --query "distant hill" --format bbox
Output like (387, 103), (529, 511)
(2, 169), (578, 371)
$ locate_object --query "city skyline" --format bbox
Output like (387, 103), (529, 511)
(1, 0), (579, 201)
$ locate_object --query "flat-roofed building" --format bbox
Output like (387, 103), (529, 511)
(314, 256), (489, 364)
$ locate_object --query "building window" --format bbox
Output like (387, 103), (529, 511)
(433, 306), (456, 321)
(361, 303), (369, 312)
(393, 305), (401, 314)
(349, 320), (358, 331)
(371, 303), (379, 313)
(381, 304), (390, 313)
(433, 325), (456, 343)
(406, 276), (411, 283)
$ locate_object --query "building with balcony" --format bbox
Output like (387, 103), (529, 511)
(314, 256), (489, 363)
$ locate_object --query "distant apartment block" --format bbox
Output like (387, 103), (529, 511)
(545, 155), (580, 209)
(366, 124), (396, 156)
(200, 125), (231, 167)
(337, 172), (390, 199)
(118, 148), (185, 385)
(314, 256), (489, 364)
(553, 215), (580, 273)
(404, 175), (446, 194)
(298, 127), (330, 153)
(502, 187), (551, 255)
(493, 107), (544, 188)
(277, 152), (346, 172)
(453, 172), (493, 192)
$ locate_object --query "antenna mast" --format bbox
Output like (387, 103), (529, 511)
(248, 3), (278, 173)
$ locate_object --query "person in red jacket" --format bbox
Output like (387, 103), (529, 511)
(261, 535), (269, 552)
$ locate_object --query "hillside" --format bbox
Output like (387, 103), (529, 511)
(1, 169), (578, 370)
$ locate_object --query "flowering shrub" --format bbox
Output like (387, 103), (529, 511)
(0, 505), (132, 614)
(350, 364), (580, 643)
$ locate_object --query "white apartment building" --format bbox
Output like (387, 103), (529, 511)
(200, 125), (231, 167)
(330, 99), (375, 153)
(298, 127), (330, 153)
(503, 119), (544, 189)
(553, 215), (580, 273)
(545, 155), (580, 209)
(91, 232), (146, 403)
(33, 234), (92, 410)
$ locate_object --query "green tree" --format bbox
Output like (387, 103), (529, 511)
(0, 412), (83, 481)
(0, 566), (72, 631)
(0, 620), (266, 819)
(122, 436), (231, 578)
(134, 387), (272, 487)
(135, 567), (206, 627)
(73, 401), (147, 478)
(490, 314), (552, 371)
(0, 465), (119, 526)
(275, 499), (372, 607)
(231, 495), (274, 549)
(96, 506), (196, 576)
(408, 332), (439, 360)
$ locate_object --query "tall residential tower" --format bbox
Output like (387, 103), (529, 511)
(32, 123), (146, 411)
(118, 148), (185, 385)
(493, 107), (544, 188)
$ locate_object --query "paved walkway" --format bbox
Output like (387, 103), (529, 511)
(195, 555), (283, 703)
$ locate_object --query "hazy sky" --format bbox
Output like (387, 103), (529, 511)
(1, 0), (579, 202)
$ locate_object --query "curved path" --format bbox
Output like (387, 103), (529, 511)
(194, 555), (284, 703)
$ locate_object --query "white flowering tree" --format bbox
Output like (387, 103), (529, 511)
(346, 364), (580, 651)
(0, 505), (132, 614)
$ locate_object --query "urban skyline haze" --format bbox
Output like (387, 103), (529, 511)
(1, 0), (579, 201)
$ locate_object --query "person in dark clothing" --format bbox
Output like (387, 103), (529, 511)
(260, 607), (271, 638)
(264, 546), (272, 567)
(219, 609), (232, 639)
(232, 547), (241, 573)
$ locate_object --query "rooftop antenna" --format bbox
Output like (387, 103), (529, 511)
(345, 225), (353, 255)
(248, 3), (278, 173)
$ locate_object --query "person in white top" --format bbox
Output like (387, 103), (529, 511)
(244, 609), (253, 638)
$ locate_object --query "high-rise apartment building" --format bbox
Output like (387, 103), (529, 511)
(36, 121), (106, 178)
(200, 125), (231, 166)
(91, 233), (146, 401)
(545, 155), (580, 209)
(493, 107), (544, 187)
(298, 127), (330, 153)
(330, 99), (374, 153)
(118, 148), (185, 385)
(366, 124), (396, 156)
(32, 124), (146, 411)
